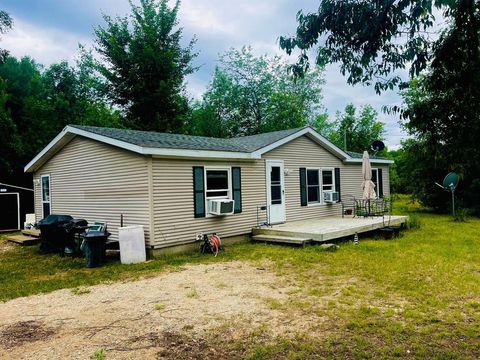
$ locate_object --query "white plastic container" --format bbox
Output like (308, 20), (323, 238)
(118, 225), (146, 264)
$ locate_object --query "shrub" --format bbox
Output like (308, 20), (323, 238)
(407, 214), (421, 229)
(454, 208), (470, 222)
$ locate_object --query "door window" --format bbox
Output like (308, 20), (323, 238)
(270, 166), (282, 205)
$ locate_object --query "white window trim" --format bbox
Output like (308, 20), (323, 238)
(306, 167), (336, 206)
(204, 166), (232, 217)
(321, 168), (335, 195)
(40, 174), (51, 218)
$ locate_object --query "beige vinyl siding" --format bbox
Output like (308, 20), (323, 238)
(341, 164), (390, 199)
(380, 166), (390, 197)
(151, 158), (265, 248)
(263, 135), (344, 221)
(33, 137), (150, 244)
(150, 135), (391, 248)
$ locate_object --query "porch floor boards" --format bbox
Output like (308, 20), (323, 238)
(252, 215), (408, 243)
(7, 234), (40, 246)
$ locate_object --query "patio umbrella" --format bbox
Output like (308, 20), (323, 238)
(362, 150), (377, 200)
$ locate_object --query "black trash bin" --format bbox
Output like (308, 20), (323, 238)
(62, 219), (89, 255)
(38, 214), (73, 254)
(82, 230), (111, 268)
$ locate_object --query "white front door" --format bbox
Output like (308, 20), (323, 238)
(266, 160), (286, 224)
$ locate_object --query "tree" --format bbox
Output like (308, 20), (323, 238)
(328, 103), (386, 153)
(185, 46), (327, 137)
(398, 2), (480, 213)
(0, 78), (21, 178)
(0, 10), (12, 63)
(279, 1), (464, 93)
(42, 60), (123, 130)
(0, 55), (122, 186)
(281, 1), (480, 213)
(92, 0), (197, 132)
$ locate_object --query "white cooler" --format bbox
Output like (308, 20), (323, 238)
(118, 225), (146, 264)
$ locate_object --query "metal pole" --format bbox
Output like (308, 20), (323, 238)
(451, 187), (455, 217)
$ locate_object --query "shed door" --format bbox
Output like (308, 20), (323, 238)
(0, 193), (20, 230)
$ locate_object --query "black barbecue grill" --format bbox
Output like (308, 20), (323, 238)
(38, 214), (88, 255)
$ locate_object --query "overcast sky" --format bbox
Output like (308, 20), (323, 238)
(1, 0), (407, 148)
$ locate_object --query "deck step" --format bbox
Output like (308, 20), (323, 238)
(22, 229), (41, 238)
(7, 234), (40, 246)
(252, 234), (312, 245)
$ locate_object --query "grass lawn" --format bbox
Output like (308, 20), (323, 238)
(0, 195), (479, 358)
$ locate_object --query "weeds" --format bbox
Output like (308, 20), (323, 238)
(154, 303), (166, 311)
(71, 287), (91, 295)
(407, 213), (421, 229)
(185, 288), (198, 299)
(90, 349), (106, 360)
(454, 208), (470, 222)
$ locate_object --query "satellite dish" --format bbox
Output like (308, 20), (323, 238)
(435, 172), (460, 216)
(371, 140), (385, 153)
(443, 172), (459, 190)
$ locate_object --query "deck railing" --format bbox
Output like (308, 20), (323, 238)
(342, 196), (392, 218)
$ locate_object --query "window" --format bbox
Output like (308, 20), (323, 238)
(371, 168), (379, 196)
(307, 169), (320, 203)
(322, 169), (334, 192)
(41, 174), (51, 218)
(205, 168), (231, 199)
(270, 165), (282, 205)
(300, 167), (340, 206)
(305, 168), (335, 205)
(41, 176), (50, 202)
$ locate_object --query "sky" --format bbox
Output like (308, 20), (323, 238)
(1, 0), (407, 148)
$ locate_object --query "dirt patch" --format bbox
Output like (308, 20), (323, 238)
(0, 237), (15, 254)
(0, 261), (297, 359)
(0, 321), (56, 349)
(155, 331), (246, 359)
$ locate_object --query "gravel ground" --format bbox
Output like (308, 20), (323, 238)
(0, 261), (294, 359)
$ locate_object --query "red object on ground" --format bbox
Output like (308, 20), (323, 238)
(210, 234), (221, 257)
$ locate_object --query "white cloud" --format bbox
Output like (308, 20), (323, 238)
(2, 17), (92, 66)
(180, 1), (237, 35)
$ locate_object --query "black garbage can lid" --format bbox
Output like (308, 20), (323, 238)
(84, 230), (111, 239)
(38, 214), (73, 226)
(71, 219), (88, 227)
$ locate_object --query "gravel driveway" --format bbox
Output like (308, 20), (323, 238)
(0, 261), (293, 359)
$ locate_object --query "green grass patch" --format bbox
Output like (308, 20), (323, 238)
(90, 349), (106, 360)
(154, 303), (166, 311)
(185, 287), (199, 299)
(71, 286), (91, 295)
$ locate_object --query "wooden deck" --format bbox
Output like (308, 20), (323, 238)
(252, 215), (408, 245)
(6, 234), (40, 246)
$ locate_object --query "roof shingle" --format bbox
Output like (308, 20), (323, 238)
(70, 125), (304, 153)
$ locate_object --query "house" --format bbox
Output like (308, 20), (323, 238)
(24, 125), (393, 253)
(0, 182), (34, 232)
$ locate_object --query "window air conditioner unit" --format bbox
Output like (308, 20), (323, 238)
(208, 199), (235, 215)
(324, 191), (339, 203)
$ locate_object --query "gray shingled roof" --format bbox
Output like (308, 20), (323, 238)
(346, 150), (388, 160)
(70, 125), (304, 153)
